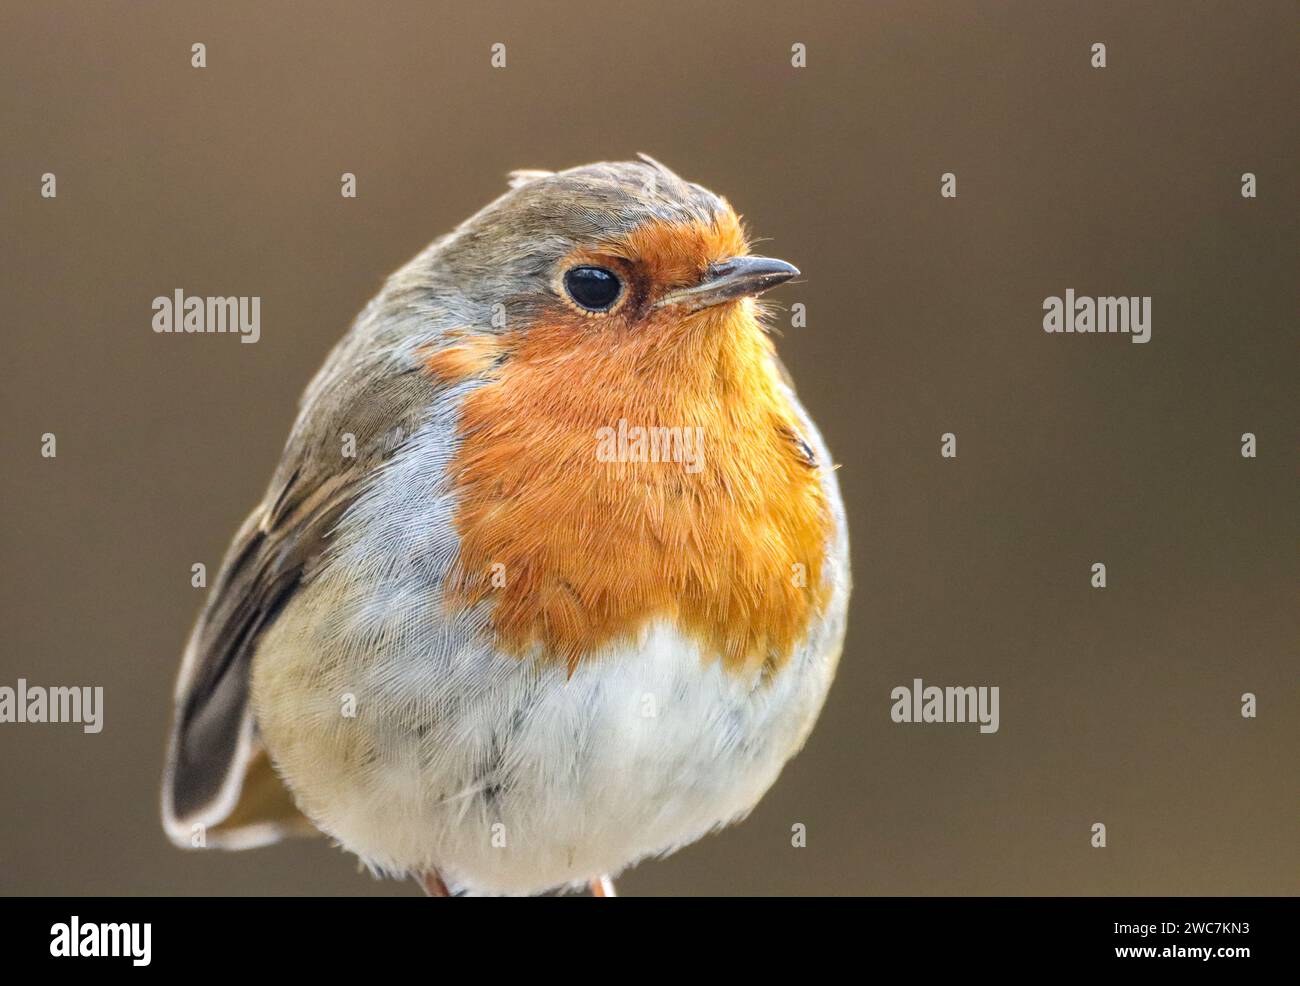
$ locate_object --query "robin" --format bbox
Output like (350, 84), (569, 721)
(162, 157), (850, 896)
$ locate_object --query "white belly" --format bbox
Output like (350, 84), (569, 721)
(253, 596), (838, 894)
(249, 402), (847, 895)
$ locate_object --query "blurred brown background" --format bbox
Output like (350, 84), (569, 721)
(1, 1), (1295, 896)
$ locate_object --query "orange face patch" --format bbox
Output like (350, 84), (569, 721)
(594, 209), (750, 297)
(426, 216), (831, 677)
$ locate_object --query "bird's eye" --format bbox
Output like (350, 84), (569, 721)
(563, 266), (622, 312)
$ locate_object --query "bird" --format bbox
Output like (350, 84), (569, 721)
(162, 157), (850, 896)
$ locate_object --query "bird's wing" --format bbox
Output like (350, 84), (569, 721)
(162, 328), (445, 848)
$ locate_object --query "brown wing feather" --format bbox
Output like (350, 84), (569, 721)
(162, 473), (362, 846)
(161, 338), (446, 848)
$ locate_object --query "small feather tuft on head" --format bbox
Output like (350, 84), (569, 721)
(635, 152), (674, 175)
(507, 169), (555, 190)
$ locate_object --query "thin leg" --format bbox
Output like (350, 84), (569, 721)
(590, 875), (616, 897)
(417, 871), (450, 897)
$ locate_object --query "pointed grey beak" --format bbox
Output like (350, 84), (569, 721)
(655, 255), (800, 311)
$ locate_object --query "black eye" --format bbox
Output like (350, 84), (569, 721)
(564, 266), (622, 312)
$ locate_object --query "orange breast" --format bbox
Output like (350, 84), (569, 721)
(425, 302), (831, 678)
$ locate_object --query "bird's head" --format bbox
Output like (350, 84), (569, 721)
(401, 156), (798, 350)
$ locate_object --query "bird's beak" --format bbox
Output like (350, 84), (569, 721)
(654, 255), (800, 311)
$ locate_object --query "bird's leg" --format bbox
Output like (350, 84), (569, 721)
(590, 875), (616, 897)
(417, 871), (450, 897)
